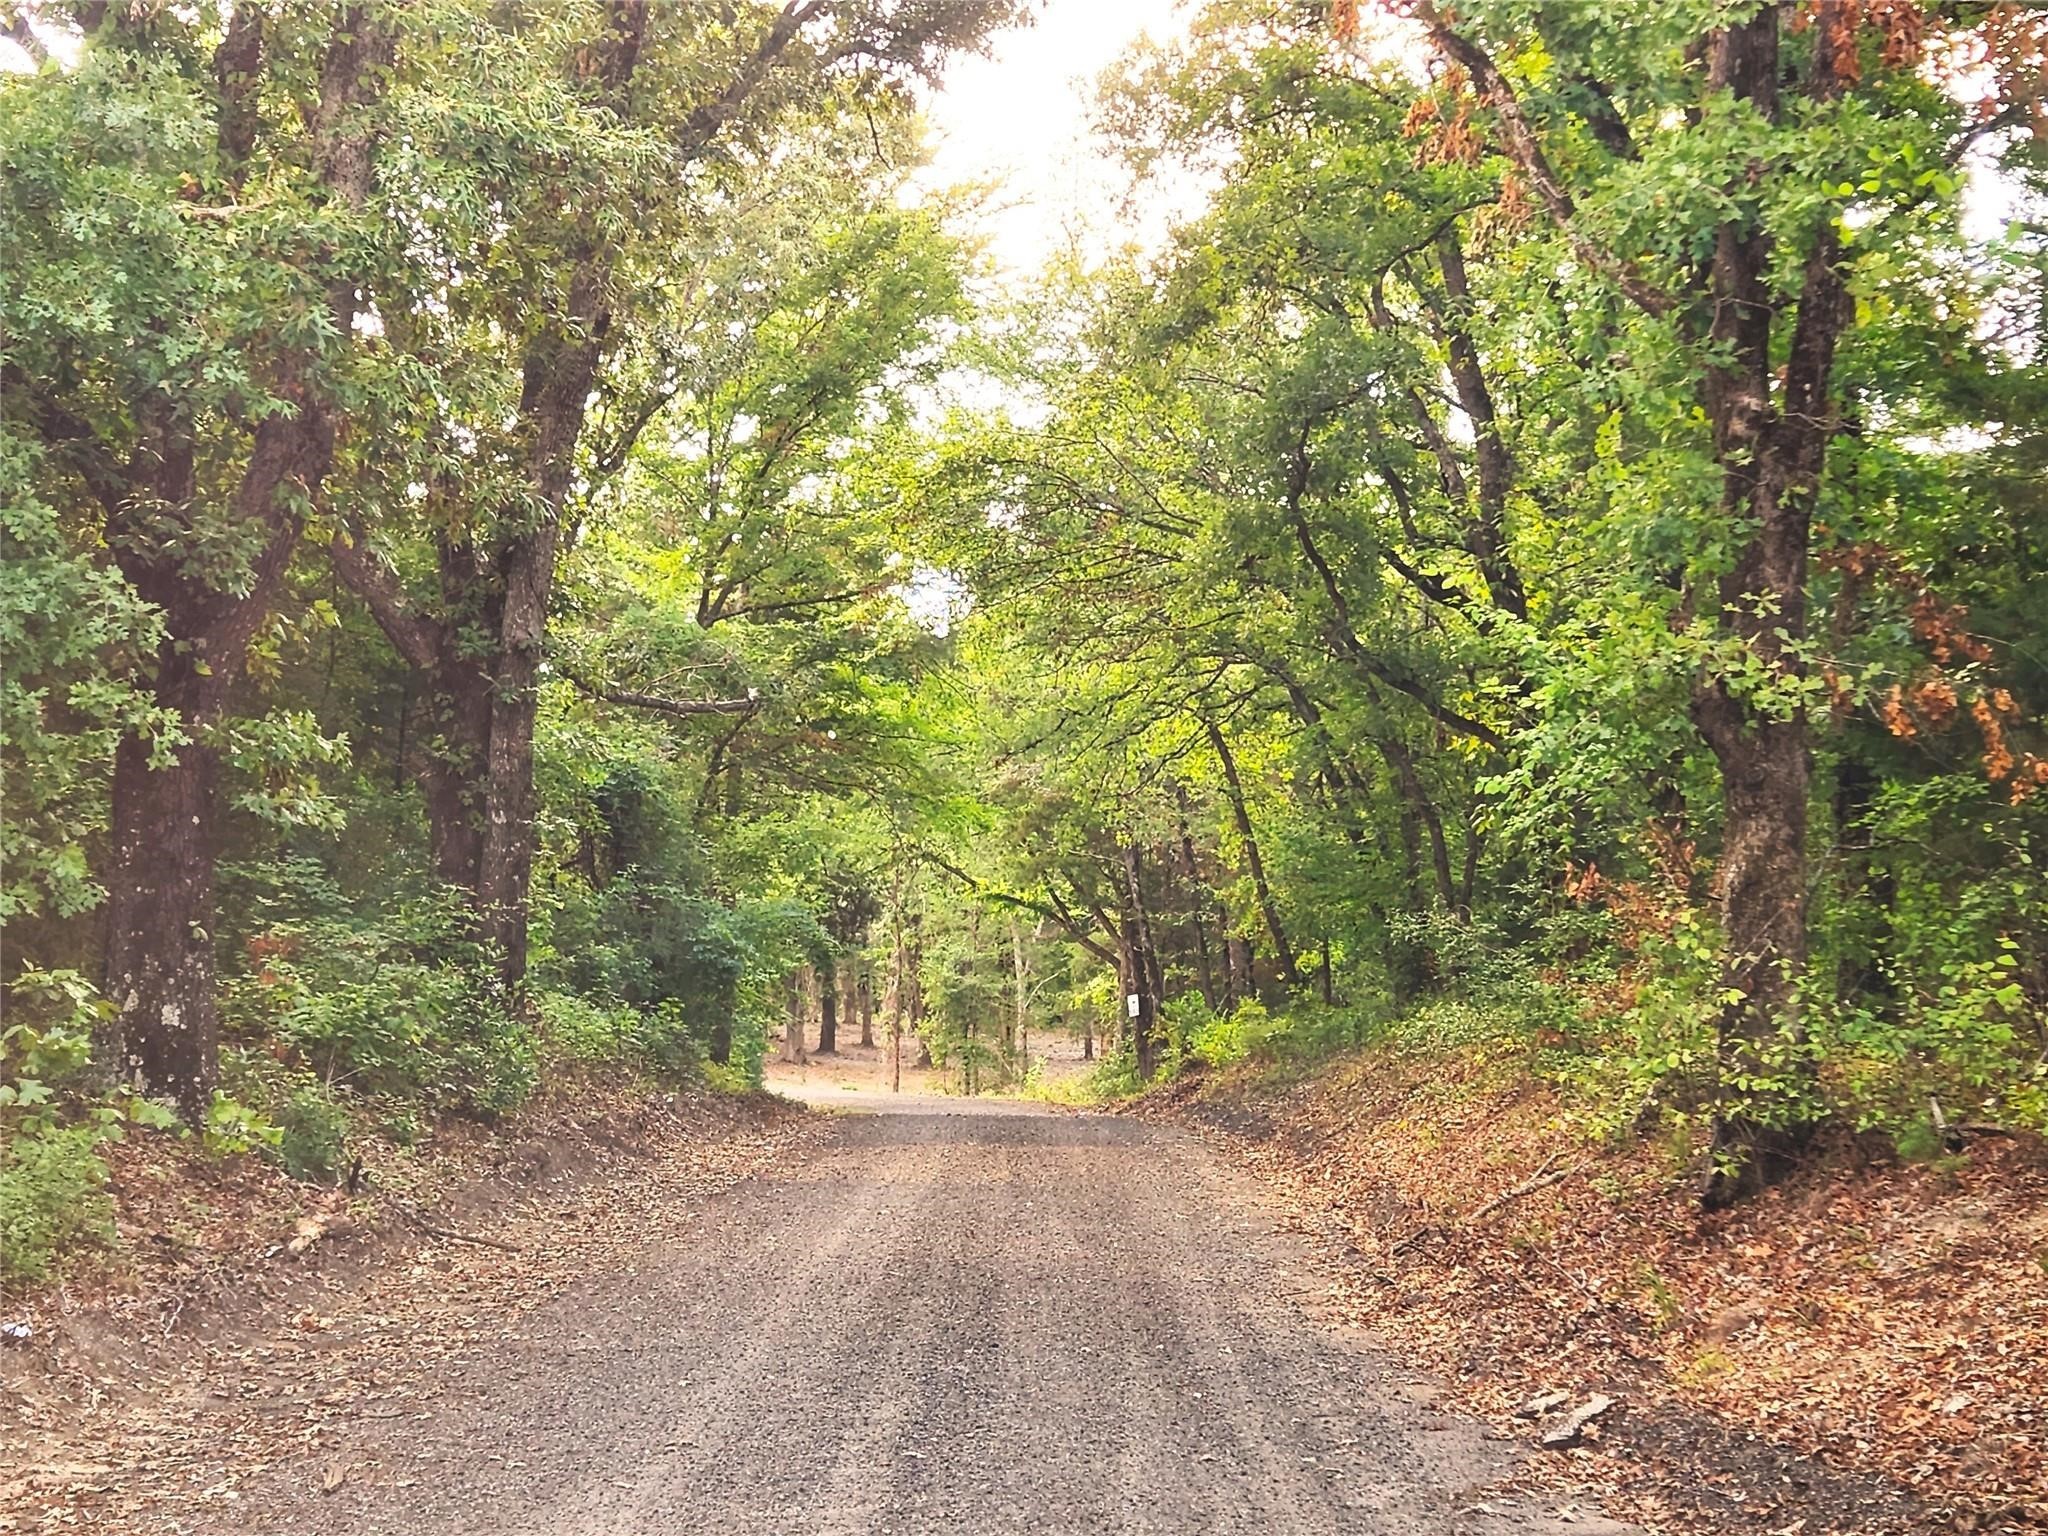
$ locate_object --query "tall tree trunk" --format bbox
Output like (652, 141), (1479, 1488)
(1457, 805), (1483, 919)
(885, 922), (904, 1091)
(1425, 226), (1530, 622)
(1008, 914), (1028, 1073)
(781, 971), (807, 1064)
(1374, 811), (1432, 1004)
(1373, 734), (1457, 913)
(857, 964), (874, 1049)
(1116, 931), (1143, 1077)
(95, 12), (383, 1115)
(1687, 10), (1848, 1208)
(816, 959), (839, 1054)
(473, 286), (604, 990)
(908, 914), (930, 1068)
(1695, 710), (1811, 1202)
(1117, 855), (1162, 1080)
(418, 574), (494, 891)
(1418, 0), (1852, 1210)
(1124, 843), (1167, 1005)
(326, 2), (648, 997)
(103, 729), (221, 1120)
(1172, 789), (1219, 1010)
(1215, 894), (1241, 1012)
(1205, 718), (1298, 985)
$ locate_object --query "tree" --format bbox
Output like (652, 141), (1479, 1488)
(326, 0), (1014, 994)
(3, 4), (397, 1114)
(1404, 0), (2028, 1200)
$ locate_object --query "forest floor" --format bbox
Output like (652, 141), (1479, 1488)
(4, 1049), (1649, 1535)
(1131, 1048), (2048, 1536)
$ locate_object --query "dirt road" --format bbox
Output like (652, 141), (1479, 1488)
(198, 1093), (1635, 1536)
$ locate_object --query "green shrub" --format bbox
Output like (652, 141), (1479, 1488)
(534, 989), (634, 1063)
(1164, 996), (1287, 1068)
(277, 1083), (349, 1182)
(0, 1126), (114, 1287)
(445, 1008), (539, 1118)
(700, 1058), (755, 1095)
(1078, 1041), (1146, 1098)
(265, 950), (469, 1098)
(220, 874), (539, 1116)
(225, 917), (537, 1119)
(202, 1093), (283, 1158)
(1, 967), (107, 1125)
(632, 1000), (703, 1083)
(1810, 951), (2048, 1140)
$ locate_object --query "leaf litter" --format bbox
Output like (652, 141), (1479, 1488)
(1134, 1047), (2048, 1536)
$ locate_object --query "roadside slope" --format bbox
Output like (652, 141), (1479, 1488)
(1135, 1049), (2048, 1535)
(0, 1081), (813, 1530)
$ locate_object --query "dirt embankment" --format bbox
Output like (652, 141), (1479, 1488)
(0, 1073), (812, 1528)
(1133, 1050), (2048, 1536)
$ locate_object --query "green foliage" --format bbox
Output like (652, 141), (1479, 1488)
(276, 1083), (350, 1183)
(217, 876), (539, 1119)
(0, 0), (1025, 1284)
(1, 967), (106, 1123)
(2, 0), (2044, 1306)
(0, 442), (170, 925)
(201, 1094), (284, 1160)
(902, 0), (2048, 1176)
(533, 990), (638, 1064)
(0, 1126), (115, 1287)
(1071, 1044), (1148, 1102)
(630, 1001), (704, 1085)
(1165, 997), (1284, 1069)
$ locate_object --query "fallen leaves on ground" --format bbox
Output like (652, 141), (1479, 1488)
(1137, 1050), (2048, 1536)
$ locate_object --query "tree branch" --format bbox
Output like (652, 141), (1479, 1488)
(921, 850), (1119, 966)
(563, 670), (759, 719)
(328, 535), (442, 672)
(1, 8), (49, 65)
(679, 1), (829, 160)
(1414, 2), (1674, 320)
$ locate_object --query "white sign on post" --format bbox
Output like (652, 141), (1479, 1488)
(1125, 993), (1141, 1019)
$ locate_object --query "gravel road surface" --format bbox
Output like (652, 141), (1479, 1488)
(210, 1094), (1636, 1535)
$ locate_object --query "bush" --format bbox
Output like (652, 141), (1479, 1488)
(277, 1083), (349, 1182)
(1, 966), (106, 1121)
(1077, 1042), (1146, 1099)
(445, 1008), (539, 1118)
(632, 1000), (703, 1084)
(1164, 996), (1286, 1069)
(202, 1093), (284, 1158)
(223, 898), (539, 1119)
(0, 1125), (113, 1287)
(533, 989), (635, 1063)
